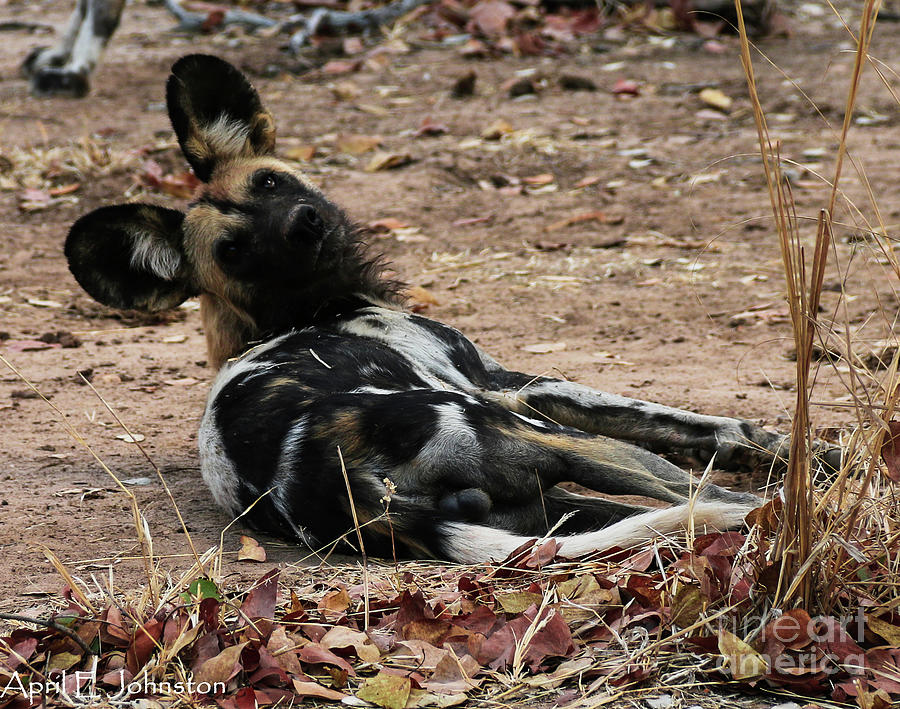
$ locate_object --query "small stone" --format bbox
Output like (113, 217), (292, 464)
(560, 75), (597, 91)
(508, 77), (536, 98)
(451, 71), (477, 98)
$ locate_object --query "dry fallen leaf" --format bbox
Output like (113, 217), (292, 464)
(322, 59), (361, 75)
(393, 228), (429, 243)
(718, 630), (766, 680)
(573, 175), (602, 189)
(522, 342), (567, 354)
(336, 134), (382, 155)
(523, 173), (554, 185)
(357, 102), (391, 117)
(481, 119), (514, 140)
(48, 651), (81, 672)
(496, 591), (543, 614)
(332, 80), (362, 101)
(357, 671), (412, 709)
(698, 87), (733, 112)
(369, 218), (410, 233)
(415, 116), (450, 137)
(319, 587), (351, 616)
(407, 689), (468, 707)
(292, 678), (348, 701)
(406, 285), (440, 311)
(284, 145), (316, 161)
(2, 340), (59, 352)
(48, 182), (81, 196)
(366, 152), (413, 172)
(612, 79), (640, 96)
(237, 535), (266, 562)
(18, 188), (54, 212)
(321, 626), (381, 663)
(163, 377), (198, 387)
(27, 298), (63, 308)
(115, 433), (145, 443)
(452, 215), (493, 227)
(470, 0), (515, 36)
(459, 38), (488, 59)
(193, 642), (248, 686)
(881, 421), (900, 482)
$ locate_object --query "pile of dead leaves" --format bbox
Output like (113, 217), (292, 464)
(3, 529), (900, 708)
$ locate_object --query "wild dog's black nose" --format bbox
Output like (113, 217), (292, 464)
(298, 204), (322, 230)
(290, 204), (323, 241)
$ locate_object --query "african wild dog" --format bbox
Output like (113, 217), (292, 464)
(65, 55), (827, 562)
(22, 0), (124, 97)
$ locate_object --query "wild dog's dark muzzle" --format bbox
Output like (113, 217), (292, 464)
(286, 203), (323, 242)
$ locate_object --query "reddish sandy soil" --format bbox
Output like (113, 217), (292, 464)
(0, 0), (897, 615)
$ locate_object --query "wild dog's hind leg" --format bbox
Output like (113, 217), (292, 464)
(486, 371), (840, 472)
(306, 390), (758, 540)
(22, 0), (124, 97)
(504, 418), (762, 508)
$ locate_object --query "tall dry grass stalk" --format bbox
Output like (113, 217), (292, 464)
(735, 0), (887, 611)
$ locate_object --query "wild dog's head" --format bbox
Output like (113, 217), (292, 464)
(66, 54), (399, 367)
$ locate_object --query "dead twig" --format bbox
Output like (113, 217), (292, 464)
(0, 612), (95, 656)
(163, 0), (277, 32)
(162, 0), (435, 53)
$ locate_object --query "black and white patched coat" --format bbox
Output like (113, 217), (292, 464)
(65, 55), (836, 563)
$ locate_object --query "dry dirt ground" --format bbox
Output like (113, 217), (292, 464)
(0, 0), (897, 625)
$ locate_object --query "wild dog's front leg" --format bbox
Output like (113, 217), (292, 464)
(21, 0), (85, 80)
(22, 0), (124, 97)
(487, 371), (838, 471)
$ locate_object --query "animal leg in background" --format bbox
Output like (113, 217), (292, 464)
(22, 0), (124, 98)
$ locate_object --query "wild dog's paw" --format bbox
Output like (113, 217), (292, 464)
(811, 440), (843, 476)
(21, 46), (60, 77)
(713, 420), (843, 476)
(27, 65), (90, 98)
(710, 421), (789, 471)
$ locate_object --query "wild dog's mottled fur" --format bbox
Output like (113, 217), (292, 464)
(66, 55), (817, 562)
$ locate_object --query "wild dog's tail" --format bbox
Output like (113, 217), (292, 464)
(437, 501), (754, 563)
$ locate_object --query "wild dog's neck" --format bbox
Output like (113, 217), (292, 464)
(201, 294), (257, 369)
(201, 245), (404, 368)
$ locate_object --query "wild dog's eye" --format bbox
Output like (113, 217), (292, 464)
(214, 239), (242, 266)
(256, 171), (278, 190)
(298, 204), (322, 229)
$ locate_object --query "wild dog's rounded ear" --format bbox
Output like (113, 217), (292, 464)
(166, 54), (276, 182)
(65, 204), (198, 312)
